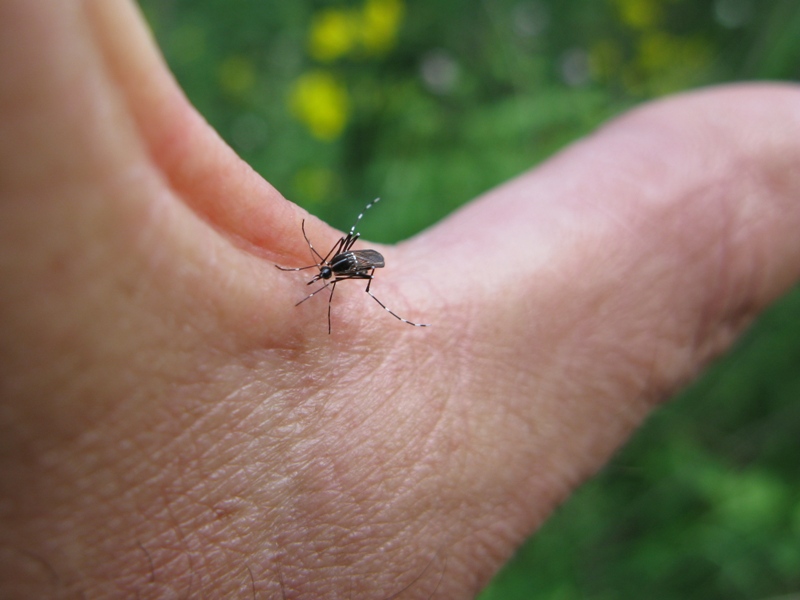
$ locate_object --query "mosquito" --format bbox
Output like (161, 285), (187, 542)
(275, 198), (430, 334)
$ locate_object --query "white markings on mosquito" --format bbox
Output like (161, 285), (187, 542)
(275, 198), (430, 334)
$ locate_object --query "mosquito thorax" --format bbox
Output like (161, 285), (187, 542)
(330, 252), (356, 273)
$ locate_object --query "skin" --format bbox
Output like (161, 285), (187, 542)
(1, 1), (799, 598)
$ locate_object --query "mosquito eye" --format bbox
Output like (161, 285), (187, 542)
(321, 267), (332, 279)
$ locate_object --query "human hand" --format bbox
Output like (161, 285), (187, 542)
(2, 2), (799, 598)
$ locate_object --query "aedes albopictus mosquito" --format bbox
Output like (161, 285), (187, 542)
(275, 198), (430, 334)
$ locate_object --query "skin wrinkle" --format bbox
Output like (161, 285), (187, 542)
(675, 149), (792, 372)
(549, 165), (730, 399)
(448, 526), (513, 600)
(266, 394), (456, 596)
(688, 179), (747, 367)
(342, 410), (448, 516)
(157, 500), (202, 598)
(380, 547), (448, 600)
(296, 418), (422, 524)
(466, 247), (652, 536)
(567, 292), (673, 413)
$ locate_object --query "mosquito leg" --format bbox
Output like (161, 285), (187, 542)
(363, 274), (430, 328)
(327, 281), (338, 335)
(295, 280), (331, 306)
(275, 264), (319, 272)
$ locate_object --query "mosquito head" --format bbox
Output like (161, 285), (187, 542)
(307, 267), (333, 285)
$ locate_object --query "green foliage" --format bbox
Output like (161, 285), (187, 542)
(138, 0), (800, 597)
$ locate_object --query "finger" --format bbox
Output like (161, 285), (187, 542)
(82, 0), (359, 338)
(427, 84), (800, 394)
(84, 0), (323, 258)
(396, 83), (800, 593)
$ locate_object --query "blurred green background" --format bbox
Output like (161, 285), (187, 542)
(137, 0), (800, 597)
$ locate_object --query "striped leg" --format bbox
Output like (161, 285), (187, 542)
(327, 280), (337, 335)
(293, 279), (338, 334)
(364, 271), (430, 328)
(295, 280), (332, 306)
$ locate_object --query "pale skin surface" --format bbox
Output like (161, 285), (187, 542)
(1, 1), (800, 598)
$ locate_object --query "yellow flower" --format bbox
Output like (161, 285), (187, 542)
(309, 8), (361, 62)
(308, 0), (405, 61)
(361, 0), (405, 55)
(289, 71), (350, 141)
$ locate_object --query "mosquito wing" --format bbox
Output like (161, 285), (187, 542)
(351, 249), (385, 269)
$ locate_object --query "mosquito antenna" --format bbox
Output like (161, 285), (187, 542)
(348, 197), (381, 237)
(301, 219), (325, 263)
